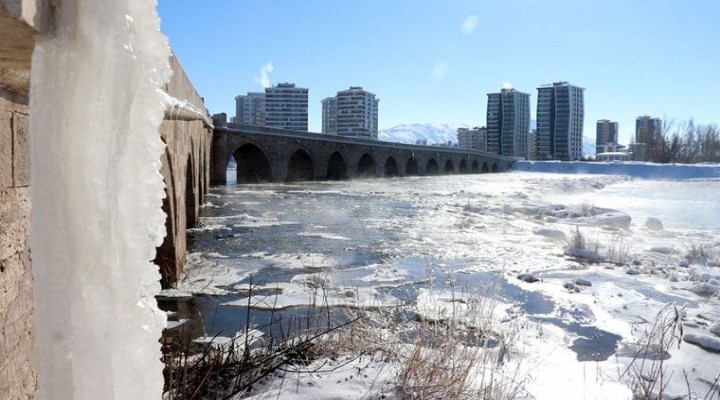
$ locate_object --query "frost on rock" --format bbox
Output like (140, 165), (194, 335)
(29, 1), (171, 399)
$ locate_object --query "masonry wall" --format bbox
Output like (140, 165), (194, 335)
(0, 85), (34, 400)
(155, 56), (212, 287)
(0, 1), (43, 397)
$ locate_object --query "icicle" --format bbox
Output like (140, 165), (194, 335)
(30, 0), (171, 398)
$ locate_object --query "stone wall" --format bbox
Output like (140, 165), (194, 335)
(1, 3), (212, 396)
(155, 56), (212, 287)
(0, 85), (34, 400)
(0, 1), (46, 397)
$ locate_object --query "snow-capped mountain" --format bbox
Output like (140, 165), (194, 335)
(379, 123), (468, 145)
(582, 135), (596, 156)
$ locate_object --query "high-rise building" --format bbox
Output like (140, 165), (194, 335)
(329, 86), (379, 139)
(596, 119), (619, 154)
(234, 92), (266, 126)
(528, 129), (537, 160)
(486, 88), (530, 157)
(635, 115), (662, 145)
(321, 97), (338, 134)
(264, 83), (309, 131)
(457, 127), (487, 151)
(536, 81), (585, 161)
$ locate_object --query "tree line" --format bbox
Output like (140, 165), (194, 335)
(643, 120), (720, 163)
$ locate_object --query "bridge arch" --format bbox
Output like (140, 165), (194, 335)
(185, 154), (197, 229)
(459, 159), (468, 174)
(444, 159), (454, 174)
(357, 153), (378, 178)
(286, 149), (314, 182)
(426, 159), (439, 175)
(326, 151), (348, 180)
(405, 157), (419, 176)
(232, 143), (272, 184)
(384, 156), (399, 177)
(155, 148), (178, 289)
(482, 162), (489, 173)
(471, 160), (479, 173)
(491, 163), (498, 172)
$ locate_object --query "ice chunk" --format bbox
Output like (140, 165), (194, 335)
(533, 228), (567, 241)
(683, 333), (720, 352)
(645, 217), (664, 231)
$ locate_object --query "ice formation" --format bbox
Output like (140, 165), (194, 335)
(30, 0), (171, 399)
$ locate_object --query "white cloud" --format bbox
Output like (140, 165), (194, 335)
(254, 62), (274, 89)
(461, 15), (477, 35)
(431, 62), (449, 81)
(502, 81), (513, 90)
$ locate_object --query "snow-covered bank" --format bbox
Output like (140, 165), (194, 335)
(513, 160), (720, 179)
(178, 171), (720, 399)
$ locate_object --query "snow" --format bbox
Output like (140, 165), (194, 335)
(157, 289), (193, 298)
(378, 123), (468, 145)
(190, 165), (720, 398)
(683, 333), (720, 352)
(514, 160), (720, 179)
(224, 280), (397, 310)
(239, 355), (399, 400)
(30, 1), (171, 399)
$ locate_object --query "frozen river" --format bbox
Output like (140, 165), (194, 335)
(170, 163), (720, 399)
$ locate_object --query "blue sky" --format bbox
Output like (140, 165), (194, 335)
(157, 0), (719, 144)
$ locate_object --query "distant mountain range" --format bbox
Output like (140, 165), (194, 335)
(379, 123), (597, 156)
(379, 123), (467, 145)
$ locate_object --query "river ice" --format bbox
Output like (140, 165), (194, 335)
(177, 162), (720, 399)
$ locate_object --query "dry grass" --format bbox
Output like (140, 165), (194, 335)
(326, 280), (529, 399)
(162, 280), (361, 399)
(605, 233), (633, 265)
(565, 226), (602, 261)
(621, 304), (684, 399)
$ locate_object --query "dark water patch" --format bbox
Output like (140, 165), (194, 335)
(497, 280), (556, 315)
(534, 316), (622, 361)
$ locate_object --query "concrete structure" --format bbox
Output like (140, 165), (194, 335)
(265, 83), (308, 131)
(333, 87), (379, 139)
(536, 81), (585, 161)
(0, 2), (210, 395)
(234, 92), (265, 126)
(457, 126), (487, 151)
(596, 152), (630, 161)
(596, 119), (618, 154)
(635, 115), (662, 146)
(211, 122), (517, 185)
(486, 88), (530, 157)
(321, 96), (337, 134)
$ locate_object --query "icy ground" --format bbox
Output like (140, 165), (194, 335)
(173, 162), (720, 399)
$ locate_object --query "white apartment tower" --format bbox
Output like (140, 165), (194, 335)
(332, 87), (379, 139)
(234, 92), (266, 126)
(321, 97), (338, 134)
(457, 127), (487, 151)
(536, 81), (585, 161)
(264, 83), (309, 131)
(486, 88), (531, 157)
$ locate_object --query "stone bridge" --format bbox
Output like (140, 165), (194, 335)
(211, 120), (516, 185)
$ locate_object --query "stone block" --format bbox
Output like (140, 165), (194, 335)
(12, 111), (28, 186)
(0, 110), (11, 187)
(0, 250), (36, 400)
(0, 187), (29, 260)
